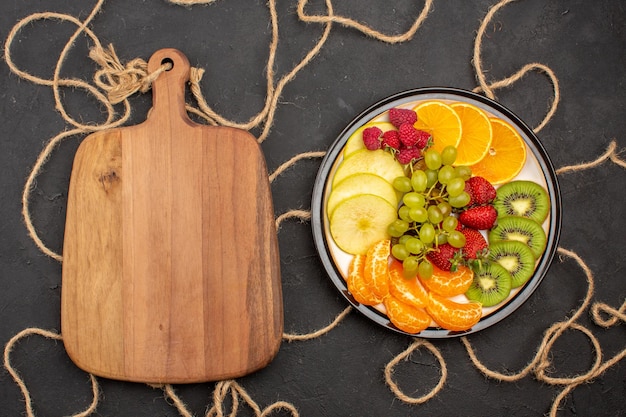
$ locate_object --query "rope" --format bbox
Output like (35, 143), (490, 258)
(3, 0), (624, 415)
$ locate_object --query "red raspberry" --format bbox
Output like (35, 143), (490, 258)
(398, 123), (421, 147)
(362, 126), (382, 150)
(414, 130), (431, 149)
(389, 108), (417, 129)
(381, 130), (401, 150)
(396, 146), (421, 164)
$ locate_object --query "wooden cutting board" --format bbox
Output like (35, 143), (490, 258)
(61, 48), (283, 384)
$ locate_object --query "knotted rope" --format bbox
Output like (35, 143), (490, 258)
(3, 0), (624, 415)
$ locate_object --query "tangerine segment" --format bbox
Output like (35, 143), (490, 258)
(449, 102), (493, 165)
(412, 100), (462, 152)
(347, 254), (384, 306)
(426, 292), (482, 332)
(469, 118), (527, 185)
(384, 295), (431, 334)
(419, 264), (474, 298)
(363, 239), (391, 299)
(387, 259), (429, 308)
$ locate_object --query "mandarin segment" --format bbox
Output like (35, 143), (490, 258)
(363, 239), (391, 299)
(426, 292), (482, 332)
(469, 117), (527, 185)
(384, 295), (431, 334)
(419, 264), (474, 298)
(412, 100), (462, 152)
(387, 259), (429, 308)
(346, 254), (384, 306)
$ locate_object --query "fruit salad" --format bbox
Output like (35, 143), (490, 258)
(324, 99), (552, 334)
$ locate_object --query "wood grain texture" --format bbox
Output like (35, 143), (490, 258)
(61, 49), (282, 383)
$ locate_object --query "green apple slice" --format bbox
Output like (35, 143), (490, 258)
(332, 149), (404, 187)
(329, 194), (396, 255)
(327, 173), (398, 217)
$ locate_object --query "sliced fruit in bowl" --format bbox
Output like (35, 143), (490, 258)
(449, 102), (493, 166)
(329, 194), (397, 255)
(469, 117), (527, 185)
(326, 173), (398, 218)
(311, 87), (561, 338)
(331, 149), (405, 186)
(494, 180), (550, 223)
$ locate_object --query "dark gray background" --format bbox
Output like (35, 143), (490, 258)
(1, 1), (624, 416)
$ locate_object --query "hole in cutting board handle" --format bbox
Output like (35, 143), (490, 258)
(161, 57), (174, 71)
(147, 49), (190, 79)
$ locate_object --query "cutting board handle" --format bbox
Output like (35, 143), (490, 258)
(147, 48), (191, 123)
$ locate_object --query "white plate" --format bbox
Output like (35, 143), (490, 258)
(311, 87), (561, 338)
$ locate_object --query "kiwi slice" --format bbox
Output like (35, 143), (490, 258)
(488, 241), (536, 288)
(494, 180), (550, 223)
(489, 216), (547, 259)
(465, 262), (512, 307)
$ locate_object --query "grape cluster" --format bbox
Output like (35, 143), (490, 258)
(386, 145), (471, 279)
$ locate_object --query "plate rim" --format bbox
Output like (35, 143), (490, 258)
(311, 86), (562, 338)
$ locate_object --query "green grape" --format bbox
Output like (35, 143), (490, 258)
(442, 216), (458, 232)
(427, 205), (444, 224)
(398, 234), (413, 245)
(409, 206), (428, 223)
(448, 230), (466, 248)
(405, 237), (425, 255)
(388, 219), (409, 237)
(403, 256), (420, 278)
(403, 192), (426, 208)
(446, 177), (466, 197)
(411, 170), (428, 192)
(398, 206), (412, 222)
(393, 176), (412, 193)
(392, 243), (410, 261)
(455, 165), (472, 180)
(437, 165), (456, 185)
(387, 223), (402, 238)
(441, 145), (458, 166)
(449, 191), (471, 208)
(419, 222), (435, 244)
(418, 260), (433, 280)
(425, 169), (439, 188)
(438, 201), (452, 217)
(436, 233), (448, 245)
(424, 149), (442, 170)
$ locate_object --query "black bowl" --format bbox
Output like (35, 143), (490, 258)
(311, 87), (561, 338)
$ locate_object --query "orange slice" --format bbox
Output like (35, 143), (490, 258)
(469, 118), (527, 185)
(387, 259), (429, 308)
(412, 100), (462, 153)
(426, 292), (482, 332)
(384, 295), (431, 334)
(363, 239), (391, 299)
(418, 264), (474, 298)
(449, 102), (493, 165)
(346, 254), (383, 306)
